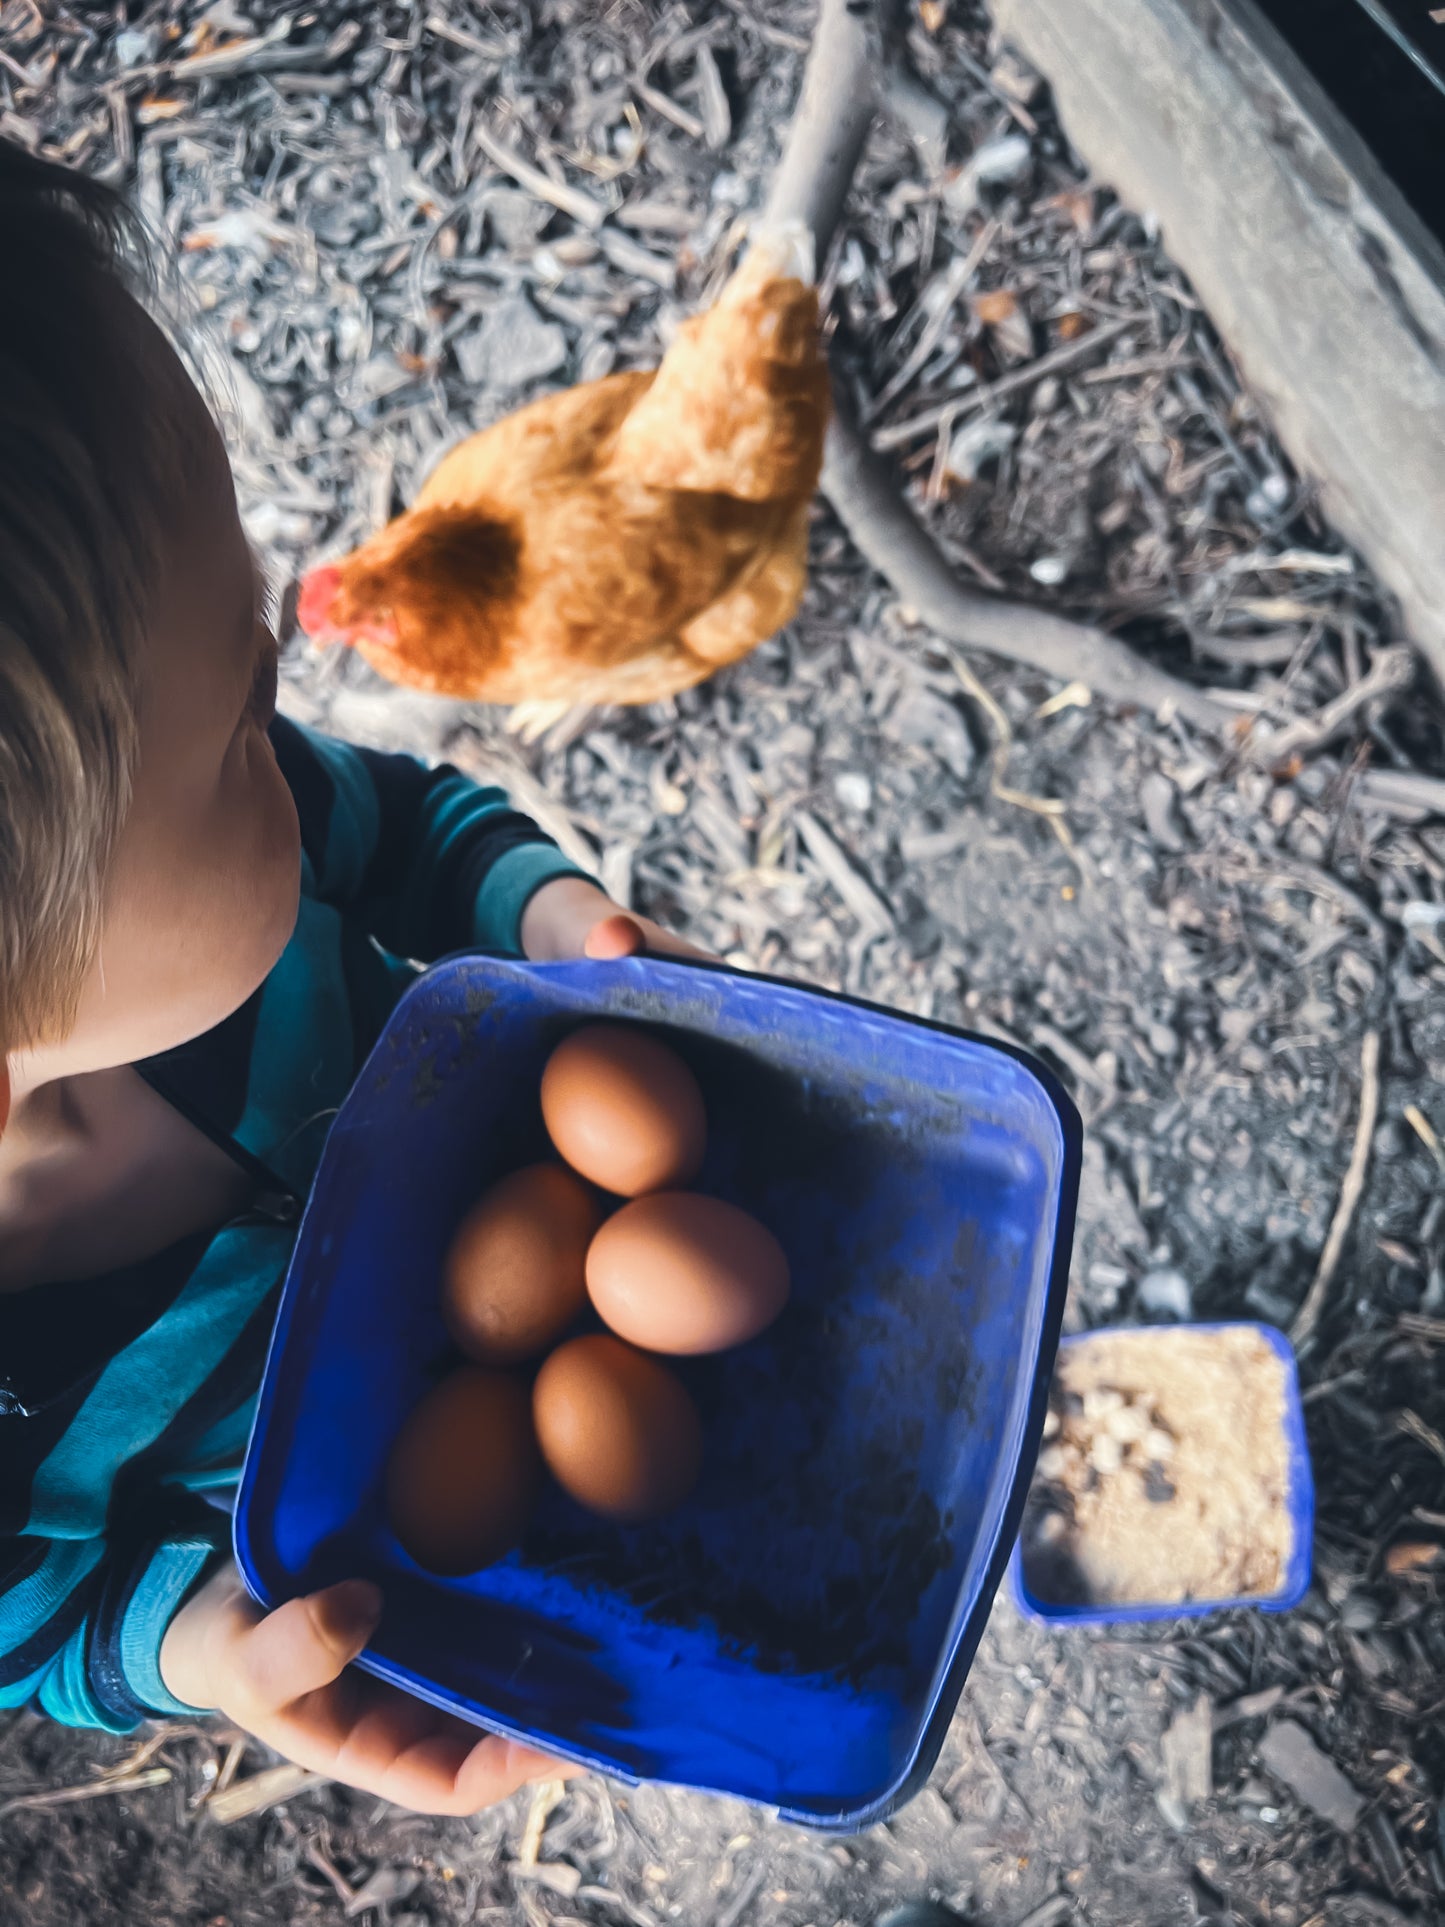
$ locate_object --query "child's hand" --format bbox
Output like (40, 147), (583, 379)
(520, 876), (707, 964)
(160, 1561), (568, 1814)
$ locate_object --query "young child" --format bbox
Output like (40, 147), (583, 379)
(0, 142), (692, 1813)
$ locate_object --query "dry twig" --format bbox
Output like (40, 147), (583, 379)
(204, 1762), (326, 1826)
(0, 1766), (172, 1819)
(872, 317), (1131, 450)
(1291, 1028), (1382, 1352)
(794, 809), (896, 935)
(1353, 768), (1445, 822)
(1404, 1103), (1445, 1175)
(1242, 646), (1415, 767)
(210, 1734), (247, 1800)
(937, 643), (1080, 869)
(758, 0), (903, 253)
(471, 120), (609, 229)
(518, 1777), (567, 1868)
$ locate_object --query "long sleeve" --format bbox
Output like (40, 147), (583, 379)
(269, 716), (590, 961)
(0, 1503), (228, 1731)
(0, 1223), (292, 1733)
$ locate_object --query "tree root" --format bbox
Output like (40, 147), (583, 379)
(823, 389), (1242, 736)
(762, 0), (1244, 740)
(757, 0), (893, 250)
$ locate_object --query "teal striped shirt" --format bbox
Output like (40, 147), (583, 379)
(0, 716), (585, 1729)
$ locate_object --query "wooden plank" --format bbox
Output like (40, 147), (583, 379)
(993, 0), (1445, 689)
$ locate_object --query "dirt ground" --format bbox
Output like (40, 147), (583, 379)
(2, 1), (1444, 1923)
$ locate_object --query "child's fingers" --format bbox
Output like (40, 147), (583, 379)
(323, 1678), (573, 1810)
(450, 1736), (580, 1814)
(633, 924), (709, 960)
(232, 1579), (383, 1715)
(583, 913), (709, 963)
(327, 1684), (460, 1787)
(271, 1676), (573, 1814)
(368, 1728), (514, 1815)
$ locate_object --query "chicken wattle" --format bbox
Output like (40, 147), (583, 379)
(295, 564), (343, 641)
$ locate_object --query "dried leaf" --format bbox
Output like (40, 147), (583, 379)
(972, 288), (1019, 325)
(518, 1778), (567, 1869)
(1049, 187), (1096, 234)
(1385, 1541), (1443, 1574)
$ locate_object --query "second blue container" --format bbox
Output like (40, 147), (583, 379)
(1010, 1321), (1315, 1628)
(236, 955), (1081, 1828)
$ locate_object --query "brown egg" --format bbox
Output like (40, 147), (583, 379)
(540, 1023), (705, 1198)
(586, 1191), (790, 1355)
(385, 1367), (542, 1574)
(532, 1334), (702, 1522)
(442, 1163), (602, 1365)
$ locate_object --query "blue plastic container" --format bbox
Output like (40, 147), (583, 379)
(235, 954), (1081, 1828)
(1009, 1321), (1315, 1628)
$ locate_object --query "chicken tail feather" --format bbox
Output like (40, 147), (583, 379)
(607, 242), (829, 504)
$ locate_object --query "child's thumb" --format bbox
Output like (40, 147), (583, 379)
(239, 1579), (382, 1711)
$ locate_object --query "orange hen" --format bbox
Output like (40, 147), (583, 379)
(297, 236), (829, 722)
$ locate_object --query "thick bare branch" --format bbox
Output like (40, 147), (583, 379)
(821, 390), (1241, 736)
(760, 0), (894, 251)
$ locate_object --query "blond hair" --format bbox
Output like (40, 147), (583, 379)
(0, 142), (169, 1055)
